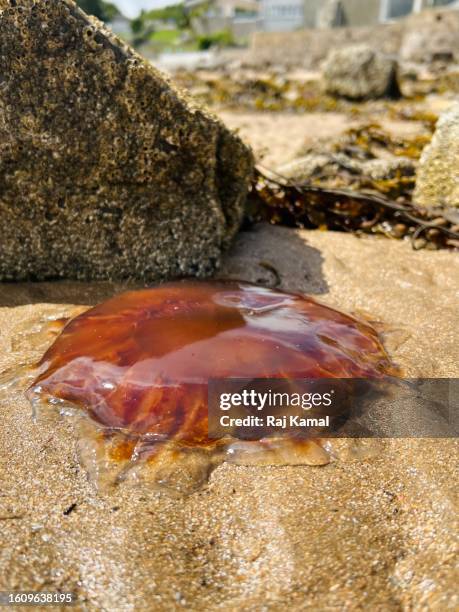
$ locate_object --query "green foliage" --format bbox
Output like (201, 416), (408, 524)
(129, 4), (191, 49)
(76, 0), (119, 22)
(188, 1), (212, 20)
(130, 4), (189, 36)
(102, 2), (119, 21)
(146, 4), (190, 29)
(130, 11), (155, 47)
(197, 30), (235, 51)
(130, 15), (144, 35)
(150, 29), (180, 45)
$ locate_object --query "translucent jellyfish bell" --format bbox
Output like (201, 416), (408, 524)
(25, 281), (396, 494)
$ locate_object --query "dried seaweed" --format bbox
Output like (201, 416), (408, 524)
(337, 123), (433, 160)
(175, 70), (345, 112)
(176, 68), (451, 119)
(249, 167), (459, 250)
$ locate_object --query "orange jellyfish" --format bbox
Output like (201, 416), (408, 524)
(27, 281), (396, 492)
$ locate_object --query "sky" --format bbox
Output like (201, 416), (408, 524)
(115, 0), (176, 18)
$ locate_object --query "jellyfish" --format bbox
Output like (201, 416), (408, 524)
(23, 281), (396, 493)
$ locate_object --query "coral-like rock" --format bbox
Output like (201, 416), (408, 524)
(322, 44), (400, 100)
(414, 103), (459, 209)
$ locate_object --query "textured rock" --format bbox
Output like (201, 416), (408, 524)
(277, 153), (415, 185)
(322, 44), (400, 100)
(400, 9), (459, 64)
(414, 103), (459, 209)
(0, 0), (253, 281)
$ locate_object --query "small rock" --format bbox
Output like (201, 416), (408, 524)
(0, 0), (254, 281)
(278, 153), (414, 185)
(322, 44), (400, 100)
(414, 103), (459, 209)
(277, 154), (331, 181)
(362, 158), (414, 182)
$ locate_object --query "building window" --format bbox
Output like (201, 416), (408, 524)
(381, 0), (415, 21)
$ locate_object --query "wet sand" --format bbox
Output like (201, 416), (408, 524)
(0, 225), (457, 610)
(218, 111), (353, 167)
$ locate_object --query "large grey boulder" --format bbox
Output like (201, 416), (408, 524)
(0, 0), (253, 281)
(322, 44), (400, 100)
(414, 103), (459, 209)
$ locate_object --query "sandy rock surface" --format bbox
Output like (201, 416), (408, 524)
(415, 103), (459, 208)
(0, 0), (252, 282)
(0, 225), (457, 610)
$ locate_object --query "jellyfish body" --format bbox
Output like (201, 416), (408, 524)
(27, 281), (395, 492)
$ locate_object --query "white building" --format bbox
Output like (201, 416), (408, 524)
(261, 0), (457, 32)
(262, 0), (305, 31)
(380, 0), (447, 20)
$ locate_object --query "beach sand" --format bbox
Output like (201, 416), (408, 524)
(217, 110), (430, 168)
(0, 225), (458, 610)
